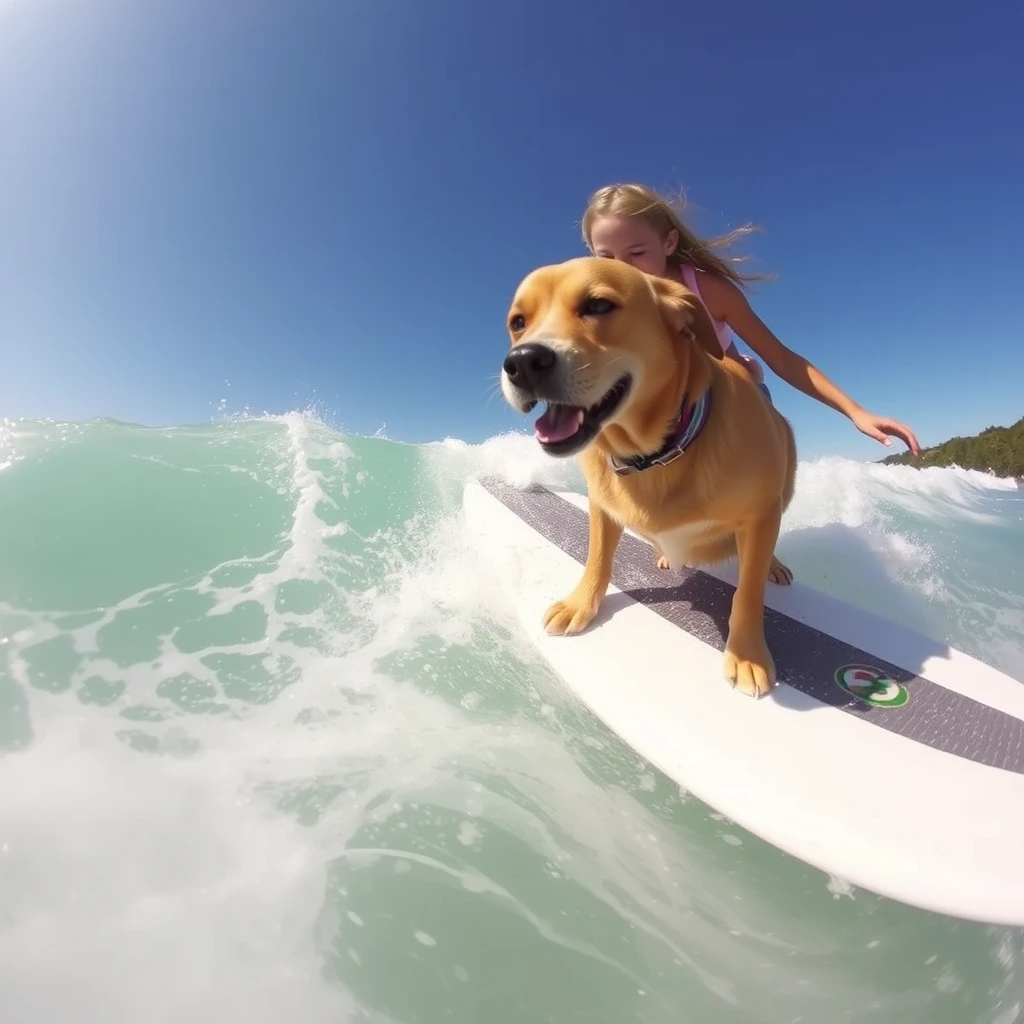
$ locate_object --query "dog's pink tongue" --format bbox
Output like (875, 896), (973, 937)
(535, 404), (582, 443)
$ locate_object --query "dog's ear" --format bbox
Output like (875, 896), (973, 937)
(648, 274), (724, 361)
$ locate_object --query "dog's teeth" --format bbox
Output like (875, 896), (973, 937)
(576, 410), (585, 424)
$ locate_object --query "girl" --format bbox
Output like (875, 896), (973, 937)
(581, 183), (920, 454)
(580, 183), (921, 584)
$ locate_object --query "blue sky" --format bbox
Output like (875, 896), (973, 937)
(2, 0), (1021, 462)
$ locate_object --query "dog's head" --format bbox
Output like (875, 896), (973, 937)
(501, 256), (723, 458)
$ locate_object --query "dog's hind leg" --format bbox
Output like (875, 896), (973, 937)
(684, 534), (793, 586)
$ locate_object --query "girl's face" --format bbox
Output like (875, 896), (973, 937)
(588, 215), (678, 278)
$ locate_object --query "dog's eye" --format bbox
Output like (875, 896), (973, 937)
(509, 314), (526, 333)
(579, 297), (617, 317)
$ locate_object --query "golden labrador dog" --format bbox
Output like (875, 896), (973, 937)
(500, 257), (797, 697)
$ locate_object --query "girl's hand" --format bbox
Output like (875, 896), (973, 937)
(852, 409), (921, 456)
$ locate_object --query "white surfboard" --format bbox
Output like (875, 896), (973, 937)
(463, 475), (1024, 926)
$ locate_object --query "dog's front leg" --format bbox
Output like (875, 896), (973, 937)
(543, 500), (623, 635)
(723, 502), (782, 697)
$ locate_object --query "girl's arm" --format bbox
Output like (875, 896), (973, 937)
(699, 274), (921, 456)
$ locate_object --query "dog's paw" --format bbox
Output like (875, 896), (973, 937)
(655, 554), (670, 570)
(723, 635), (776, 698)
(768, 556), (793, 586)
(542, 598), (597, 636)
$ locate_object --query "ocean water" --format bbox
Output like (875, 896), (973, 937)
(1, 411), (1022, 1024)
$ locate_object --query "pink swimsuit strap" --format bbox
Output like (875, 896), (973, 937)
(677, 264), (732, 354)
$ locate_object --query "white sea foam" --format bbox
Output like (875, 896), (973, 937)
(0, 412), (1021, 1024)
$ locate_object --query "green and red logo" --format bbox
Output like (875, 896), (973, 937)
(834, 663), (909, 708)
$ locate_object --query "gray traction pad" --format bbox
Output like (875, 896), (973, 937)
(481, 476), (1024, 776)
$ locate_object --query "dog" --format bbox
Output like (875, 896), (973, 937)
(499, 256), (797, 697)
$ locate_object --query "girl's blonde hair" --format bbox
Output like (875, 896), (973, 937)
(581, 183), (770, 289)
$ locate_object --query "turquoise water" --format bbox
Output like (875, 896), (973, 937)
(1, 412), (1022, 1024)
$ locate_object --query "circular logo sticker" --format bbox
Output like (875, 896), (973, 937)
(834, 663), (909, 708)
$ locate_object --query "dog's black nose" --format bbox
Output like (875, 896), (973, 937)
(503, 343), (557, 391)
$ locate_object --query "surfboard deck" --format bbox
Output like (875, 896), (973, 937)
(463, 475), (1024, 926)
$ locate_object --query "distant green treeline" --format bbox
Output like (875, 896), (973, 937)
(880, 415), (1024, 478)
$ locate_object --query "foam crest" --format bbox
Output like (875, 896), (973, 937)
(424, 429), (585, 492)
(788, 456), (1018, 530)
(254, 411), (353, 580)
(0, 416), (94, 474)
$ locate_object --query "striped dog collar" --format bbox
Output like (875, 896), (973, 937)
(608, 388), (712, 476)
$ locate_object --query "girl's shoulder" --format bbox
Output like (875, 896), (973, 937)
(686, 266), (745, 311)
(680, 263), (727, 294)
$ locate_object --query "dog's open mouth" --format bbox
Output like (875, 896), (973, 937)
(533, 375), (632, 456)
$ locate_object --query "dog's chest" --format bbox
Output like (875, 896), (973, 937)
(651, 520), (720, 568)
